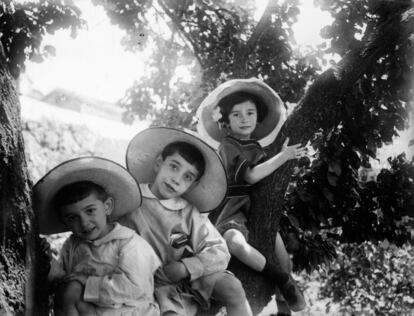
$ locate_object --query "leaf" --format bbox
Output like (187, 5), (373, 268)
(403, 296), (414, 304)
(288, 214), (300, 229)
(380, 239), (389, 249)
(323, 187), (335, 201)
(327, 172), (339, 186)
(328, 161), (342, 176)
(43, 45), (56, 56)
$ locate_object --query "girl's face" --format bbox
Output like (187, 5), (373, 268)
(227, 100), (258, 139)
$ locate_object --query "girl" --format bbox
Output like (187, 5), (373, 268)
(197, 78), (307, 315)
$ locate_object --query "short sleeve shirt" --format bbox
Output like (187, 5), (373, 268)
(218, 135), (266, 186)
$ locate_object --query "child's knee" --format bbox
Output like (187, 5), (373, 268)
(215, 274), (246, 305)
(223, 229), (246, 254)
(55, 280), (83, 307)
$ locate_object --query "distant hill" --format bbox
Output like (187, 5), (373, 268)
(41, 88), (124, 122)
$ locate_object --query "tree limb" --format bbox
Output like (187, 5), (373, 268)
(232, 0), (279, 76)
(245, 0), (279, 51)
(236, 5), (414, 313)
(156, 0), (205, 69)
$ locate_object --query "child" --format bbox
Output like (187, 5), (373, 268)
(34, 157), (161, 316)
(197, 78), (307, 314)
(116, 127), (252, 316)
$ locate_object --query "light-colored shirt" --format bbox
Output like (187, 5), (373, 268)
(118, 183), (230, 282)
(49, 222), (161, 315)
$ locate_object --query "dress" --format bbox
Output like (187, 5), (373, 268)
(117, 183), (231, 316)
(210, 135), (266, 239)
(49, 223), (161, 316)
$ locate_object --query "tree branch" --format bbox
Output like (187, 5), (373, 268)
(245, 0), (279, 51)
(236, 5), (414, 313)
(156, 0), (205, 69)
(232, 0), (279, 76)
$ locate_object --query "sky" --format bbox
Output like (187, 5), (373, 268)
(23, 0), (334, 103)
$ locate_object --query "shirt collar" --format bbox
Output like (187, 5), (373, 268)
(83, 222), (134, 246)
(226, 134), (260, 146)
(140, 183), (188, 211)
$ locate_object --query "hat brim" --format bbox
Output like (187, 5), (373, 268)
(126, 127), (227, 213)
(33, 157), (141, 235)
(196, 78), (286, 149)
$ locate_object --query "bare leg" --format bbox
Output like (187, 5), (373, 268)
(274, 232), (292, 273)
(274, 233), (305, 313)
(223, 229), (266, 271)
(224, 229), (304, 313)
(212, 273), (252, 316)
(54, 281), (96, 316)
(76, 301), (97, 316)
(54, 281), (82, 316)
(274, 232), (292, 314)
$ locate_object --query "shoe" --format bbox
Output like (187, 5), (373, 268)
(279, 275), (306, 312)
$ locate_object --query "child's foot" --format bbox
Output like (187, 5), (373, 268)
(279, 276), (306, 312)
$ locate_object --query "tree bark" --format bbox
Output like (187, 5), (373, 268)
(230, 6), (414, 314)
(0, 45), (48, 315)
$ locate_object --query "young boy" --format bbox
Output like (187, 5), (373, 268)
(116, 127), (252, 316)
(34, 157), (161, 316)
(197, 78), (307, 314)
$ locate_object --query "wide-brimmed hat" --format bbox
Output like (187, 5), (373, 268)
(33, 157), (141, 235)
(196, 78), (286, 149)
(126, 127), (227, 213)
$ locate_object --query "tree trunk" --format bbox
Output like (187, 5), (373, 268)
(0, 45), (49, 315)
(231, 6), (414, 314)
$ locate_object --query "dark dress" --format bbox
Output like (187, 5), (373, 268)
(210, 135), (266, 239)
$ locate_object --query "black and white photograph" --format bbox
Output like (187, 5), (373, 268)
(1, 0), (413, 315)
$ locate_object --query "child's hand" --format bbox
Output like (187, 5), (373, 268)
(61, 273), (88, 286)
(163, 260), (190, 283)
(39, 237), (53, 261)
(281, 138), (307, 161)
(39, 237), (55, 274)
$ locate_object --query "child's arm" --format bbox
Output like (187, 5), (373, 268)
(179, 212), (230, 281)
(82, 234), (161, 306)
(42, 237), (67, 282)
(163, 260), (190, 283)
(244, 138), (307, 184)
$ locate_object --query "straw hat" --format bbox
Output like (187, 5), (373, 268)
(126, 127), (227, 213)
(33, 157), (141, 235)
(196, 78), (286, 149)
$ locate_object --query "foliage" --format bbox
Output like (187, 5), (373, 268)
(96, 0), (414, 274)
(284, 152), (414, 271)
(0, 0), (84, 78)
(2, 0), (414, 312)
(277, 0), (414, 270)
(318, 241), (414, 315)
(96, 0), (320, 127)
(117, 32), (203, 129)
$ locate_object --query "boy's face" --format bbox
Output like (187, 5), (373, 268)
(227, 100), (258, 139)
(151, 152), (199, 200)
(60, 193), (113, 241)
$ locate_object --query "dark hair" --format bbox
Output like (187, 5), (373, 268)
(217, 91), (268, 123)
(161, 141), (205, 180)
(54, 181), (109, 209)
